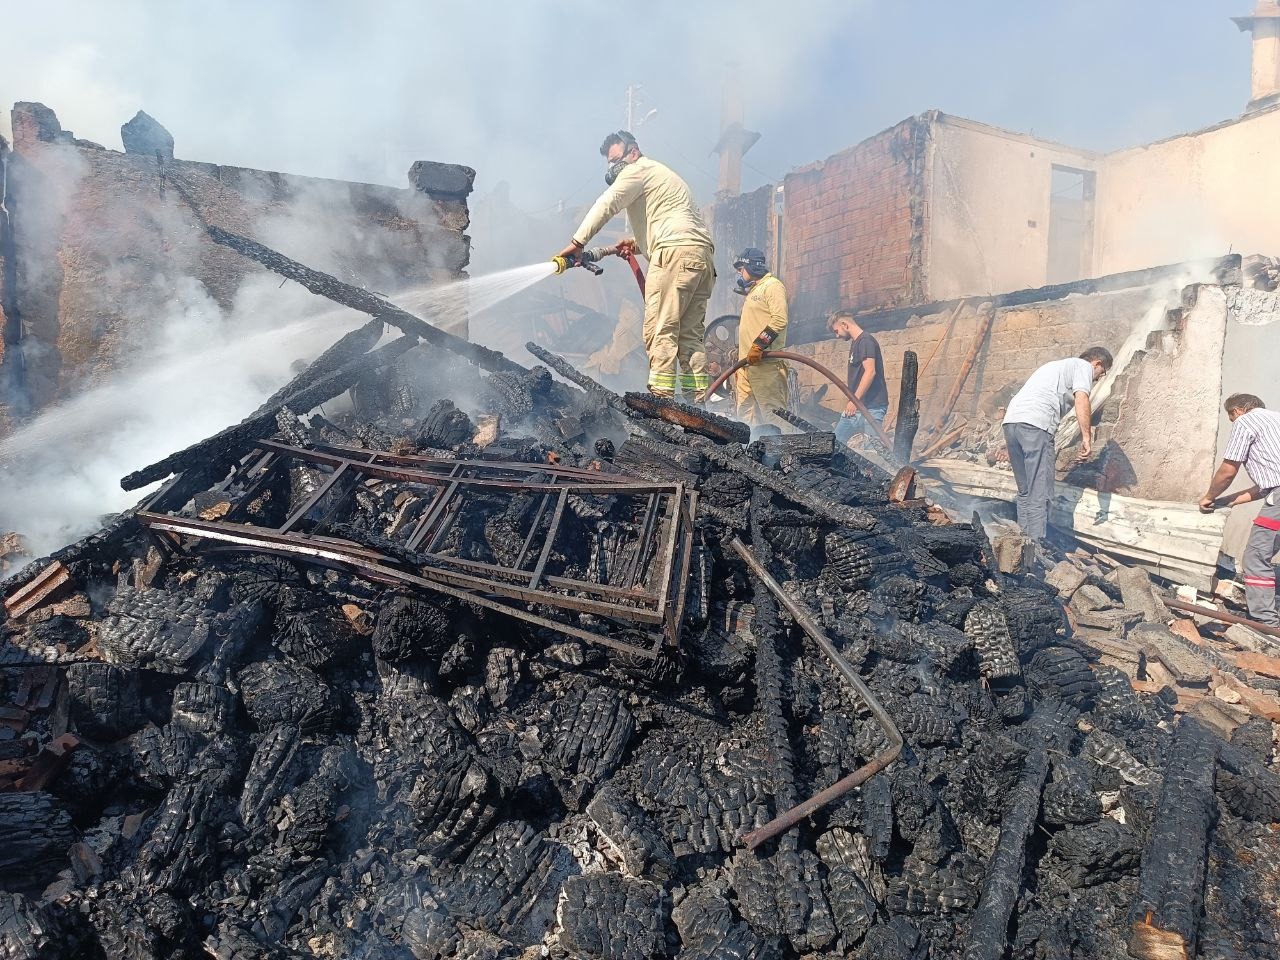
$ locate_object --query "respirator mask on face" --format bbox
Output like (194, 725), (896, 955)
(605, 157), (628, 186)
(734, 276), (753, 296)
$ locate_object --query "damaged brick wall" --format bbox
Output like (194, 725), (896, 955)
(779, 114), (931, 328)
(0, 102), (475, 427)
(796, 288), (1139, 422)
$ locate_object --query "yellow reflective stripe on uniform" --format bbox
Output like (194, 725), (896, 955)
(649, 372), (678, 389)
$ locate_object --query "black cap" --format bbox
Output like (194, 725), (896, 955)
(733, 247), (768, 275)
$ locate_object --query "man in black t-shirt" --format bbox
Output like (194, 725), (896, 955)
(827, 311), (889, 448)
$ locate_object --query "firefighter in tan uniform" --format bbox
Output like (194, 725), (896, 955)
(556, 131), (715, 399)
(733, 248), (789, 429)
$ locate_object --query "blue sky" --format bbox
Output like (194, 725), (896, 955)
(0, 1), (1255, 214)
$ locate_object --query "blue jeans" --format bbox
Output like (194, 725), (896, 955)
(834, 405), (888, 447)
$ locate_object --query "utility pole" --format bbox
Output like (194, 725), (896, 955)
(624, 83), (657, 132)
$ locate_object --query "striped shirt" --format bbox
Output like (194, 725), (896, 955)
(1223, 408), (1280, 490)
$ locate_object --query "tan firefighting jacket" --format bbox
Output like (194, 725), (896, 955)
(738, 273), (788, 357)
(572, 157), (714, 258)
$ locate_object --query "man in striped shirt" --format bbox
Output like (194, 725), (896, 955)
(1199, 393), (1280, 624)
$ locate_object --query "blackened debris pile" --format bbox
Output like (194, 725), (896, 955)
(1, 243), (1279, 960)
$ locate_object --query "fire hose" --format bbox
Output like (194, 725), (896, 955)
(705, 351), (896, 451)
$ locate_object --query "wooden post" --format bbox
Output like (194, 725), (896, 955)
(893, 350), (920, 463)
(925, 304), (994, 437)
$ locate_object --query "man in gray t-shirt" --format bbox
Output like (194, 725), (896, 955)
(1001, 347), (1113, 540)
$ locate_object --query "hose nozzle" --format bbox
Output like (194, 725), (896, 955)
(550, 251), (604, 276)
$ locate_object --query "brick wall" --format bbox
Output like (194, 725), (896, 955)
(790, 286), (1151, 430)
(0, 102), (473, 421)
(781, 116), (929, 333)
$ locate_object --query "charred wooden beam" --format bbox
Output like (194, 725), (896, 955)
(893, 350), (920, 463)
(732, 536), (903, 851)
(199, 222), (527, 377)
(963, 705), (1073, 960)
(623, 392), (750, 445)
(121, 335), (417, 491)
(693, 441), (878, 532)
(252, 318), (384, 414)
(1127, 716), (1220, 960)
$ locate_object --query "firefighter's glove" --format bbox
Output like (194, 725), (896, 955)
(747, 326), (779, 365)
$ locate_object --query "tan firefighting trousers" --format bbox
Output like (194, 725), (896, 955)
(735, 360), (789, 428)
(643, 245), (714, 397)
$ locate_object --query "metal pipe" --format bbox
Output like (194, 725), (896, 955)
(728, 537), (902, 850)
(703, 351), (896, 451)
(1165, 596), (1280, 641)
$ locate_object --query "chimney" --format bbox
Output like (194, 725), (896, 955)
(1233, 1), (1280, 112)
(710, 62), (760, 199)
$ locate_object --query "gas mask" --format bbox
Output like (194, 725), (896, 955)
(605, 157), (628, 186)
(734, 275), (753, 296)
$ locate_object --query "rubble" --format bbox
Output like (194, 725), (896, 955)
(119, 111), (174, 159)
(2, 240), (1280, 960)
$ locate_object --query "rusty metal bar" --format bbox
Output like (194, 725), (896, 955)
(404, 463), (465, 549)
(513, 493), (552, 570)
(308, 441), (612, 483)
(653, 487), (684, 617)
(438, 555), (657, 604)
(223, 451), (279, 523)
(280, 463), (350, 533)
(667, 492), (698, 648)
(1165, 596), (1280, 641)
(258, 440), (643, 492)
(729, 537), (903, 851)
(139, 512), (668, 625)
(529, 488), (569, 590)
(421, 493), (466, 555)
(626, 493), (661, 588)
(135, 443), (693, 656)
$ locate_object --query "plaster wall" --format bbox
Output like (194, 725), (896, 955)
(1093, 107), (1280, 277)
(1218, 286), (1280, 462)
(926, 118), (1099, 302)
(1102, 284), (1229, 502)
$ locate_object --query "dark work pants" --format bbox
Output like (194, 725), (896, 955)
(1003, 422), (1055, 541)
(1243, 499), (1280, 625)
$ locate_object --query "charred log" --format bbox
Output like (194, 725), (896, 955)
(1127, 716), (1220, 960)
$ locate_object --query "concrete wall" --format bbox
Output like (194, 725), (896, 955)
(926, 117), (1100, 301)
(1093, 106), (1280, 276)
(0, 102), (473, 421)
(775, 116), (929, 321)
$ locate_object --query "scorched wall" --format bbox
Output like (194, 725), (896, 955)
(0, 102), (475, 425)
(777, 115), (929, 321)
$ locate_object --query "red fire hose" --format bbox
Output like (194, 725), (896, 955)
(704, 350), (896, 451)
(623, 251), (645, 296)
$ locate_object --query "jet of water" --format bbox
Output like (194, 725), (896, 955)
(0, 261), (557, 558)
